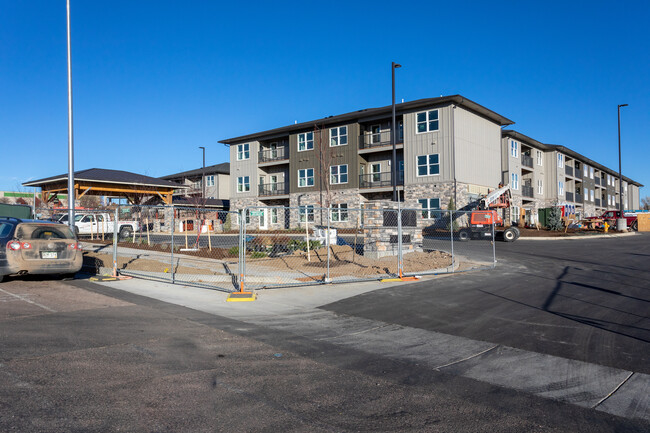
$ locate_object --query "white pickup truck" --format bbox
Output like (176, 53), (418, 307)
(59, 212), (140, 239)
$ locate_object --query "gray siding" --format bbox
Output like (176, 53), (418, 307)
(230, 141), (259, 198)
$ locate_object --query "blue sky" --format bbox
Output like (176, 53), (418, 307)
(1, 1), (648, 198)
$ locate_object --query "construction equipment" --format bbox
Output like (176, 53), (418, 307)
(456, 184), (520, 242)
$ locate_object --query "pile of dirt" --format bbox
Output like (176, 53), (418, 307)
(82, 252), (225, 276)
(517, 227), (606, 237)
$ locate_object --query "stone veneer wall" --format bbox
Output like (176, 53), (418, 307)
(362, 202), (423, 260)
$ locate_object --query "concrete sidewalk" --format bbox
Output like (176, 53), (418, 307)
(97, 275), (649, 423)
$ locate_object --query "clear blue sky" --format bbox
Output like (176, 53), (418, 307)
(1, 1), (648, 198)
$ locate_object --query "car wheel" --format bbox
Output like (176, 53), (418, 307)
(119, 226), (133, 240)
(503, 227), (517, 242)
(458, 229), (470, 241)
(0, 274), (4, 283)
(631, 221), (638, 231)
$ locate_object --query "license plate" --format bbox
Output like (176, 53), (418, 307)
(42, 251), (57, 259)
(475, 224), (484, 227)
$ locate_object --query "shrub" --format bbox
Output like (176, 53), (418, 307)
(228, 246), (239, 256)
(250, 251), (267, 258)
(547, 205), (564, 231)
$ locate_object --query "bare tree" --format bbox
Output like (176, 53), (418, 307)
(642, 196), (650, 210)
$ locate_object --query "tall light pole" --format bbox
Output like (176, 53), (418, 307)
(391, 62), (401, 202)
(199, 146), (206, 201)
(66, 0), (75, 227)
(617, 103), (628, 231)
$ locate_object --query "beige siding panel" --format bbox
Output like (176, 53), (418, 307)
(453, 106), (502, 188)
(230, 141), (259, 198)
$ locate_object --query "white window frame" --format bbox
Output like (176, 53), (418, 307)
(536, 150), (543, 166)
(590, 189), (594, 201)
(237, 143), (250, 161)
(512, 206), (520, 224)
(298, 132), (314, 152)
(510, 140), (518, 158)
(299, 205), (314, 223)
(244, 209), (250, 225)
(329, 126), (348, 147)
(416, 154), (440, 177)
(607, 175), (611, 186)
(329, 164), (348, 185)
(237, 176), (250, 193)
(416, 109), (439, 134)
(511, 173), (519, 190)
(537, 179), (543, 195)
(271, 208), (278, 224)
(330, 203), (349, 222)
(418, 198), (441, 220)
(206, 175), (215, 187)
(298, 168), (314, 188)
(590, 167), (594, 179)
(559, 181), (564, 196)
(558, 154), (564, 168)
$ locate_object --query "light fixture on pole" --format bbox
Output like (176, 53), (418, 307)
(66, 0), (75, 227)
(199, 146), (206, 200)
(616, 103), (628, 231)
(391, 62), (402, 202)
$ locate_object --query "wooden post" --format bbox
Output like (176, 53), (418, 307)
(208, 220), (212, 251)
(146, 217), (150, 245)
(184, 220), (188, 249)
(305, 216), (310, 262)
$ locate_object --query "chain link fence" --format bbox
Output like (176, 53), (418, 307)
(34, 203), (497, 292)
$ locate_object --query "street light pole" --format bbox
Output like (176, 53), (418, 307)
(391, 62), (401, 202)
(66, 0), (75, 227)
(617, 103), (628, 231)
(199, 146), (206, 201)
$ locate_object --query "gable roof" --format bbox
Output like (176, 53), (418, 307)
(23, 168), (186, 189)
(160, 163), (230, 180)
(220, 95), (515, 144)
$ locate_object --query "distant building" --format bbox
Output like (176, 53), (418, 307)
(160, 162), (230, 210)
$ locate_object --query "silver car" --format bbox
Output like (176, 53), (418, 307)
(0, 218), (83, 282)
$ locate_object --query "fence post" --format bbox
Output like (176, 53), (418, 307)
(112, 206), (119, 277)
(326, 206), (331, 283)
(397, 202), (403, 278)
(492, 218), (496, 268)
(242, 208), (247, 290)
(171, 206), (175, 284)
(450, 209), (455, 273)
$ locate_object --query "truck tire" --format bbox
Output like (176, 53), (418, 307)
(631, 221), (638, 231)
(503, 227), (518, 242)
(458, 229), (470, 241)
(119, 226), (133, 240)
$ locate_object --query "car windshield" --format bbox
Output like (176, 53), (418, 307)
(15, 223), (76, 240)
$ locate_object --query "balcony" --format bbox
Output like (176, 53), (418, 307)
(575, 193), (583, 203)
(566, 192), (574, 202)
(565, 166), (574, 177)
(521, 154), (533, 169)
(359, 171), (404, 189)
(258, 182), (288, 197)
(258, 147), (288, 163)
(595, 198), (601, 207)
(522, 185), (534, 198)
(595, 177), (601, 186)
(358, 129), (403, 150)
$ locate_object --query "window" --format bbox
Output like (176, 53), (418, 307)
(590, 167), (594, 179)
(245, 209), (250, 225)
(416, 110), (439, 133)
(558, 181), (564, 196)
(416, 154), (440, 176)
(590, 190), (594, 201)
(512, 206), (520, 224)
(237, 176), (250, 192)
(330, 203), (349, 222)
(536, 150), (543, 166)
(558, 154), (564, 168)
(584, 165), (588, 177)
(510, 140), (518, 157)
(237, 143), (250, 160)
(206, 175), (215, 187)
(271, 208), (278, 224)
(299, 205), (314, 223)
(330, 126), (348, 146)
(330, 164), (348, 184)
(298, 132), (313, 151)
(298, 168), (314, 187)
(511, 173), (519, 190)
(418, 198), (440, 219)
(537, 179), (543, 195)
(607, 175), (611, 186)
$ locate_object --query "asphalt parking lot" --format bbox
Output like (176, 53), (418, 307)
(0, 234), (648, 432)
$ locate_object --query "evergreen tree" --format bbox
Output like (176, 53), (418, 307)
(547, 203), (563, 231)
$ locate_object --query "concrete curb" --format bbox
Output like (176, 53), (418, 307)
(518, 232), (637, 241)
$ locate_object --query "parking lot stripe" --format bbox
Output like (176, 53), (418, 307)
(0, 288), (56, 313)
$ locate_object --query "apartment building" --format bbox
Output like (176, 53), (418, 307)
(161, 162), (230, 208)
(222, 95), (642, 229)
(503, 131), (642, 224)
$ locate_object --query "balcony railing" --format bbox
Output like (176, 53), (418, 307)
(566, 191), (574, 202)
(595, 177), (601, 186)
(565, 166), (574, 177)
(595, 198), (601, 207)
(575, 193), (583, 203)
(359, 171), (404, 188)
(522, 185), (534, 198)
(358, 129), (403, 149)
(258, 182), (288, 196)
(258, 147), (288, 163)
(521, 154), (533, 169)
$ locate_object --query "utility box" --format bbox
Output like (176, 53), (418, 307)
(637, 213), (650, 232)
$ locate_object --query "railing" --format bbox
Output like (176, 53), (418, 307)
(522, 185), (534, 198)
(258, 147), (288, 163)
(595, 177), (601, 186)
(566, 192), (574, 202)
(259, 182), (288, 196)
(521, 154), (533, 168)
(595, 198), (601, 207)
(565, 166), (574, 177)
(575, 193), (583, 203)
(358, 129), (403, 149)
(359, 171), (404, 188)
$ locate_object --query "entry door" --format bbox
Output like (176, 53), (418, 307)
(370, 125), (381, 144)
(259, 208), (268, 230)
(270, 142), (278, 159)
(270, 175), (278, 192)
(371, 163), (381, 182)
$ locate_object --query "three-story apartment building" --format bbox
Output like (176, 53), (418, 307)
(222, 95), (642, 229)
